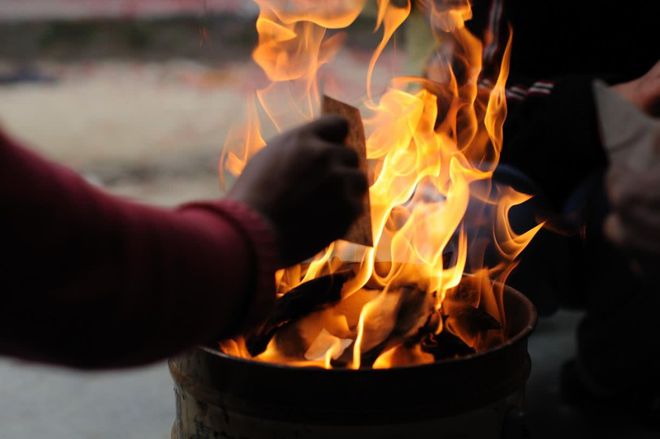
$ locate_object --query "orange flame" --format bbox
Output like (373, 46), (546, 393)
(366, 0), (412, 102)
(220, 0), (542, 369)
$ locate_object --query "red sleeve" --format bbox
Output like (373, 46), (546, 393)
(0, 131), (277, 369)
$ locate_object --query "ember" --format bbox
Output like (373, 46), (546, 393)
(219, 0), (543, 370)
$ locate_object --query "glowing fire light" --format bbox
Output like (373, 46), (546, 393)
(220, 0), (543, 369)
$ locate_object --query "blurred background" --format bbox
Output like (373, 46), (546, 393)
(0, 1), (256, 208)
(0, 1), (654, 439)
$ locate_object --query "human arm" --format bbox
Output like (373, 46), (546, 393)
(0, 130), (278, 369)
(603, 62), (660, 262)
(0, 116), (366, 369)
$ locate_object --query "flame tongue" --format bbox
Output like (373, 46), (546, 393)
(220, 0), (543, 369)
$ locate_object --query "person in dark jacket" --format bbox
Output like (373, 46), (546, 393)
(0, 116), (367, 369)
(422, 0), (660, 425)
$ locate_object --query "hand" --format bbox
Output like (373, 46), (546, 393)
(604, 162), (660, 264)
(605, 61), (660, 270)
(228, 116), (368, 268)
(612, 60), (660, 116)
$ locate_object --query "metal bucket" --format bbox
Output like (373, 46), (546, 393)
(170, 285), (537, 439)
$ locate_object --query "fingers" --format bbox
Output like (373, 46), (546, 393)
(334, 145), (360, 168)
(312, 168), (368, 237)
(605, 213), (660, 254)
(646, 60), (660, 78)
(290, 117), (358, 169)
(608, 164), (660, 210)
(606, 162), (660, 256)
(319, 167), (367, 209)
(608, 199), (660, 250)
(304, 138), (360, 169)
(304, 115), (349, 143)
(341, 168), (369, 205)
(637, 60), (660, 116)
(331, 168), (368, 222)
(611, 60), (660, 116)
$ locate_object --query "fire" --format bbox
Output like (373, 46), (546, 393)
(219, 0), (543, 369)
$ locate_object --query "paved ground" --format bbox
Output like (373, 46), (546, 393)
(526, 312), (658, 439)
(0, 361), (173, 438)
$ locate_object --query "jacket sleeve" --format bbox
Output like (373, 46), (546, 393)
(0, 131), (277, 369)
(497, 75), (608, 208)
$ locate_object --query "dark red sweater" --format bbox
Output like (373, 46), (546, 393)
(0, 130), (277, 369)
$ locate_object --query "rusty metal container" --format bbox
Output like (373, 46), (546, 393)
(169, 285), (537, 439)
